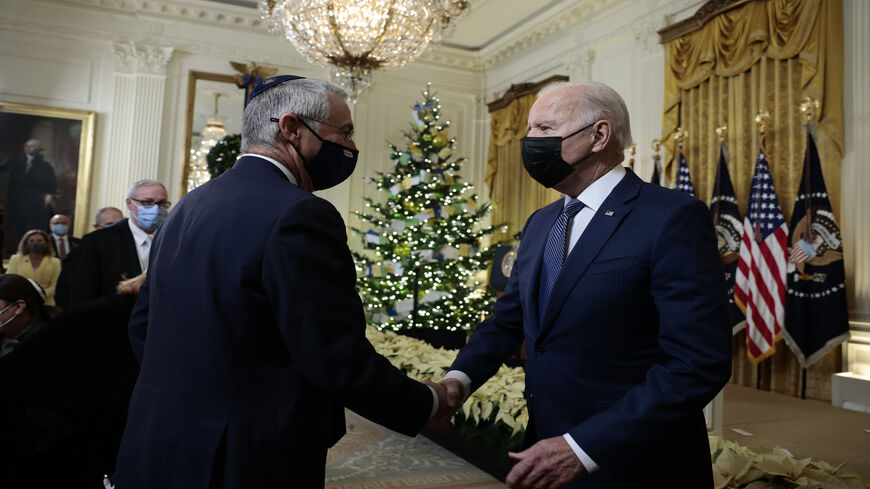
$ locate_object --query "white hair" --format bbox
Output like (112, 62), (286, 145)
(25, 139), (44, 151)
(538, 81), (633, 152)
(241, 78), (347, 153)
(126, 179), (166, 199)
(94, 206), (123, 225)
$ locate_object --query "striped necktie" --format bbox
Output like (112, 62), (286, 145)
(540, 199), (584, 312)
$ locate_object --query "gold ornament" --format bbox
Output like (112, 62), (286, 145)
(432, 134), (447, 148)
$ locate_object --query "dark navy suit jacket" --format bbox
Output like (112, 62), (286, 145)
(452, 169), (732, 488)
(113, 156), (432, 488)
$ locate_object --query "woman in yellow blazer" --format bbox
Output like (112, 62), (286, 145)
(7, 229), (61, 306)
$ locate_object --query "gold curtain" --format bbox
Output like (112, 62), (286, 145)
(487, 94), (562, 243)
(661, 0), (844, 400)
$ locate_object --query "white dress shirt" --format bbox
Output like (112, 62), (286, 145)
(128, 218), (154, 272)
(445, 164), (628, 472)
(241, 153), (298, 185)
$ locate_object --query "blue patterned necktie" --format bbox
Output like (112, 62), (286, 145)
(540, 199), (585, 313)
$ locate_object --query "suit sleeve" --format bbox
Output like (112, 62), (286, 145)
(127, 273), (150, 364)
(261, 196), (432, 437)
(567, 197), (732, 467)
(448, 214), (533, 392)
(66, 234), (102, 308)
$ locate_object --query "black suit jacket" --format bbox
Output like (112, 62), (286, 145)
(113, 156), (432, 489)
(60, 219), (141, 308)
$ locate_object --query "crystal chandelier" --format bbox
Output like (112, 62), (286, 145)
(259, 0), (468, 102)
(188, 93), (228, 192)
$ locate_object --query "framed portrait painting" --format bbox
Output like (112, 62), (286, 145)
(0, 102), (95, 257)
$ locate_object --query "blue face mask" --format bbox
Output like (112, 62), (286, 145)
(136, 205), (168, 231)
(51, 224), (68, 236)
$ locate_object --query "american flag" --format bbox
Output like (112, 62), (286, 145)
(735, 138), (788, 362)
(675, 149), (696, 196)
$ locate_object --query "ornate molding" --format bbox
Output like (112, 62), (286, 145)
(48, 0), (267, 31)
(480, 0), (615, 69)
(112, 41), (174, 75)
(563, 50), (595, 82)
(658, 0), (750, 43)
(634, 14), (666, 57)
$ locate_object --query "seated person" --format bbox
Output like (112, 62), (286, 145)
(0, 272), (144, 487)
(0, 273), (50, 358)
(6, 230), (61, 306)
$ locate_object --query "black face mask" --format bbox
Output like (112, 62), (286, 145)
(521, 121), (596, 188)
(294, 118), (359, 191)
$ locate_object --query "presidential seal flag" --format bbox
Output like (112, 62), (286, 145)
(710, 145), (746, 333)
(783, 128), (850, 367)
(735, 135), (788, 363)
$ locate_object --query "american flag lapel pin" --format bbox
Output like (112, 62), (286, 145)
(605, 210), (614, 216)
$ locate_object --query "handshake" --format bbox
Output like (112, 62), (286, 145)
(423, 378), (465, 430)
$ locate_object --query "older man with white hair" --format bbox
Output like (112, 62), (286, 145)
(438, 81), (732, 488)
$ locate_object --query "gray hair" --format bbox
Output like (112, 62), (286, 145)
(538, 81), (633, 152)
(126, 179), (166, 199)
(241, 78), (348, 153)
(93, 206), (123, 225)
(25, 139), (44, 151)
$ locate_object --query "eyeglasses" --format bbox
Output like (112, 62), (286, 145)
(131, 198), (171, 209)
(270, 115), (355, 144)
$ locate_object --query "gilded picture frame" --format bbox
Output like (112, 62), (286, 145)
(0, 102), (95, 254)
(181, 70), (243, 198)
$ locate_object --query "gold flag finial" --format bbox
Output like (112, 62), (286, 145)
(629, 143), (637, 157)
(674, 127), (687, 146)
(715, 125), (727, 142)
(651, 138), (662, 153)
(800, 96), (820, 123)
(755, 111), (770, 134)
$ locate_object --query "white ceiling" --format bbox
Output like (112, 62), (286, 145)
(205, 0), (567, 51)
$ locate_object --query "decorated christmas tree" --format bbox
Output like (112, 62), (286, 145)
(352, 83), (505, 336)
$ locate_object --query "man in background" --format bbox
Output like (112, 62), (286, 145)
(48, 214), (79, 260)
(440, 82), (732, 488)
(92, 206), (123, 230)
(59, 180), (168, 308)
(0, 139), (57, 244)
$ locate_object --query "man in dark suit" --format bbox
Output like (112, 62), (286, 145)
(439, 82), (732, 488)
(59, 180), (169, 309)
(113, 76), (454, 489)
(0, 139), (57, 245)
(48, 213), (80, 260)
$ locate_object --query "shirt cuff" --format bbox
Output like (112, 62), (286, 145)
(427, 385), (439, 418)
(563, 433), (599, 473)
(443, 370), (472, 401)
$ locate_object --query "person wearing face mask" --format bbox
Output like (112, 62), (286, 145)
(0, 274), (49, 357)
(48, 213), (80, 260)
(112, 76), (455, 489)
(59, 180), (170, 309)
(434, 82), (732, 489)
(6, 229), (61, 307)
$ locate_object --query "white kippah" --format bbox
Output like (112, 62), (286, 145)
(26, 278), (47, 302)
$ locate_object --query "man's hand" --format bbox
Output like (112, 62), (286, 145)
(505, 436), (587, 489)
(423, 378), (463, 430)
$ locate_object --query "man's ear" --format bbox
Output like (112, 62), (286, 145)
(591, 120), (613, 153)
(277, 113), (303, 145)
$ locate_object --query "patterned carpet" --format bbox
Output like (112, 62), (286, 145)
(326, 410), (506, 488)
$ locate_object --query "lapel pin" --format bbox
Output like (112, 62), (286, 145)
(605, 210), (614, 216)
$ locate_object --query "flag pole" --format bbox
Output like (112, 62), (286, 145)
(753, 111), (770, 389)
(651, 139), (662, 183)
(797, 97), (819, 400)
(713, 125), (727, 227)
